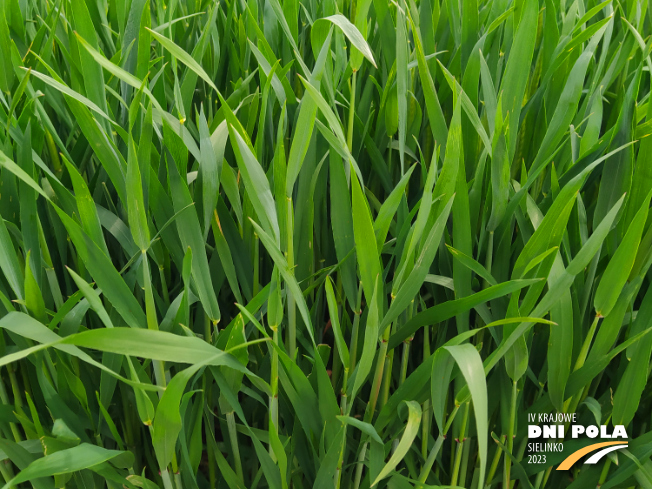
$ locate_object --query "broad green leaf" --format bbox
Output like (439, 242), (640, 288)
(371, 401), (421, 486)
(594, 189), (652, 317)
(167, 154), (221, 323)
(313, 426), (346, 489)
(449, 345), (487, 486)
(374, 165), (416, 253)
(198, 110), (220, 237)
(389, 279), (541, 349)
(126, 138), (150, 251)
(24, 251), (46, 323)
(62, 155), (110, 256)
(547, 254), (574, 411)
(412, 18), (448, 154)
(229, 127), (280, 243)
(285, 28), (332, 195)
(70, 0), (110, 129)
(313, 15), (377, 68)
(530, 24), (608, 173)
(336, 416), (383, 444)
(325, 277), (349, 367)
(0, 312), (162, 395)
(329, 151), (358, 308)
(447, 245), (497, 286)
(383, 195), (454, 329)
(249, 220), (315, 345)
(499, 0), (537, 160)
(350, 278), (379, 400)
(479, 194), (626, 380)
(349, 0), (374, 70)
(146, 28), (219, 92)
(152, 364), (204, 468)
(396, 5), (408, 174)
(25, 69), (113, 122)
(352, 168), (383, 317)
(0, 210), (24, 300)
(612, 285), (652, 425)
(212, 371), (282, 489)
(1, 444), (133, 489)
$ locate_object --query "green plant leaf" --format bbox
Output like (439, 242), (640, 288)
(1, 444), (134, 489)
(371, 401), (421, 486)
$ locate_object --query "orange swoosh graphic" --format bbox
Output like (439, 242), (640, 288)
(557, 441), (628, 470)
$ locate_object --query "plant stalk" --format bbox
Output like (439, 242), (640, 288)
(253, 233), (260, 296)
(450, 402), (470, 487)
(352, 441), (368, 489)
(418, 403), (459, 486)
(349, 284), (364, 373)
(486, 435), (504, 489)
(286, 197), (296, 359)
(504, 380), (518, 489)
(573, 315), (600, 372)
(0, 368), (22, 442)
(270, 329), (279, 459)
(227, 411), (244, 483)
(347, 71), (357, 152)
(364, 324), (391, 424)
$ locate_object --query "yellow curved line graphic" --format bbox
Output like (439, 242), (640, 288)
(556, 441), (628, 470)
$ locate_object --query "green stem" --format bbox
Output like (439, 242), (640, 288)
(459, 436), (471, 488)
(270, 329), (279, 460)
(0, 372), (22, 442)
(335, 421), (348, 489)
(0, 458), (13, 484)
(388, 140), (393, 178)
(399, 341), (410, 386)
(352, 442), (367, 489)
(399, 300), (415, 388)
(253, 233), (260, 297)
(450, 402), (470, 487)
(504, 381), (518, 489)
(380, 318), (400, 410)
(515, 435), (528, 463)
(564, 315), (602, 417)
(418, 404), (460, 486)
(7, 364), (23, 417)
(485, 231), (494, 274)
(286, 197), (296, 359)
(340, 368), (349, 414)
(160, 468), (174, 489)
(540, 466), (553, 489)
(227, 411), (244, 483)
(379, 348), (393, 412)
(347, 71), (357, 152)
(598, 458), (612, 485)
(174, 471), (183, 489)
(421, 400), (431, 459)
(418, 435), (444, 487)
(204, 313), (212, 345)
(486, 436), (505, 489)
(158, 265), (170, 307)
(142, 252), (176, 486)
(45, 131), (62, 177)
(332, 346), (342, 391)
(421, 323), (431, 459)
(204, 380), (217, 488)
(349, 284), (364, 374)
(573, 315), (600, 372)
(142, 251), (167, 390)
(364, 324), (391, 424)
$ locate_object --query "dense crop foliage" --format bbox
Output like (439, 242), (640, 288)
(1, 0), (652, 487)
